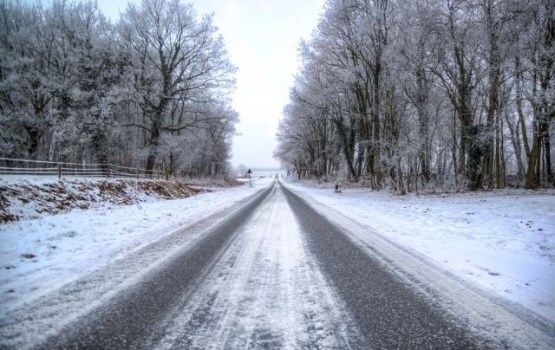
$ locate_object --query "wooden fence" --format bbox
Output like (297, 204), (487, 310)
(0, 157), (159, 179)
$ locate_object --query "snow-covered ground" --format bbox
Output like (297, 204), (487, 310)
(0, 176), (275, 314)
(285, 180), (555, 323)
(1, 174), (553, 333)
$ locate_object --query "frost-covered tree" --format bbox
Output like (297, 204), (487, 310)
(512, 0), (555, 188)
(276, 0), (554, 191)
(0, 1), (51, 159)
(0, 0), (122, 162)
(0, 0), (238, 178)
(117, 0), (236, 173)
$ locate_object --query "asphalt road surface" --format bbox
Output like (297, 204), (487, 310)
(4, 181), (551, 349)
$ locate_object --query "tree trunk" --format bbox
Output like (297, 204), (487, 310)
(495, 114), (504, 188)
(505, 113), (525, 182)
(545, 128), (554, 186)
(484, 0), (502, 189)
(416, 62), (431, 184)
(370, 63), (383, 189)
(145, 122), (160, 173)
(524, 120), (544, 188)
(334, 117), (358, 182)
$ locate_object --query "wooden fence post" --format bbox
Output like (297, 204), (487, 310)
(58, 164), (61, 179)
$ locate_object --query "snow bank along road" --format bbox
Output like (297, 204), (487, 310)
(1, 181), (553, 349)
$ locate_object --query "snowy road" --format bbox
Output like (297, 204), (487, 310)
(31, 181), (365, 349)
(2, 180), (553, 349)
(148, 183), (362, 349)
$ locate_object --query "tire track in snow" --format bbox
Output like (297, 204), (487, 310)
(19, 184), (274, 350)
(282, 182), (555, 349)
(150, 184), (363, 349)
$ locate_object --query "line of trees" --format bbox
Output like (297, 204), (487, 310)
(275, 0), (554, 192)
(0, 0), (238, 178)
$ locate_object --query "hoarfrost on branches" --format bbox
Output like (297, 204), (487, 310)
(0, 0), (238, 178)
(276, 0), (555, 191)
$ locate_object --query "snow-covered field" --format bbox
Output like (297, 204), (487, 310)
(286, 180), (555, 323)
(1, 174), (554, 330)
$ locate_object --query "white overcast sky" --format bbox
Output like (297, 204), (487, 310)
(96, 0), (325, 169)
